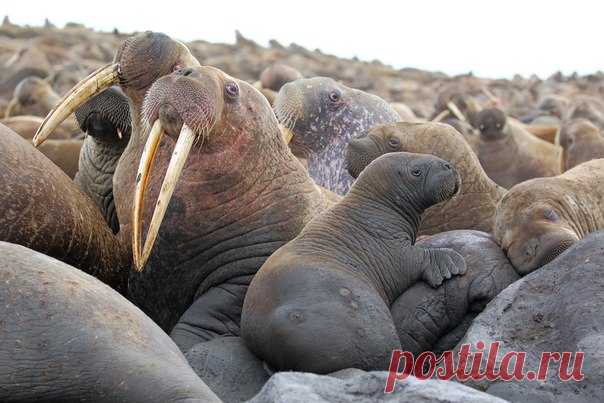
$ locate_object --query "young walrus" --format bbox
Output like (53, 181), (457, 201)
(494, 158), (604, 274)
(475, 108), (561, 189)
(346, 122), (506, 235)
(241, 152), (467, 373)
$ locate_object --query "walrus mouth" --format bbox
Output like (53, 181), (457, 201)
(132, 120), (197, 271)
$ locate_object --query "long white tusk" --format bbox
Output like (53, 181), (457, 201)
(447, 101), (466, 122)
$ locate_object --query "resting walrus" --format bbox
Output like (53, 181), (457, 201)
(557, 118), (604, 171)
(242, 152), (466, 373)
(494, 158), (604, 274)
(346, 122), (506, 235)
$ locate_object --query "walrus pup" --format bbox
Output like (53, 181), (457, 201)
(241, 152), (467, 373)
(274, 77), (400, 195)
(0, 242), (220, 403)
(494, 158), (604, 274)
(558, 118), (604, 171)
(346, 122), (506, 235)
(74, 86), (131, 233)
(475, 108), (561, 188)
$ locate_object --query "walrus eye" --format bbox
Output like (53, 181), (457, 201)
(479, 124), (485, 131)
(328, 90), (341, 103)
(388, 137), (400, 149)
(496, 123), (502, 129)
(543, 208), (559, 221)
(411, 168), (422, 177)
(225, 81), (239, 99)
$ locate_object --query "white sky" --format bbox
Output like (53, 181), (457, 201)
(5, 1), (604, 79)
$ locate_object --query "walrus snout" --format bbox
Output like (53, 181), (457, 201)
(430, 160), (461, 203)
(507, 230), (579, 275)
(74, 86), (131, 142)
(345, 135), (383, 178)
(274, 80), (305, 130)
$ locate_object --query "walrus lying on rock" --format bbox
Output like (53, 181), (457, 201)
(242, 152), (467, 373)
(346, 122), (506, 235)
(0, 242), (220, 403)
(494, 158), (604, 274)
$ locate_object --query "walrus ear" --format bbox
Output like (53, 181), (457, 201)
(33, 63), (120, 146)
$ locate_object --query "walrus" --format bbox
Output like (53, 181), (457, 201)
(494, 158), (604, 274)
(259, 63), (302, 91)
(35, 32), (329, 346)
(74, 86), (131, 233)
(4, 76), (60, 117)
(241, 152), (467, 373)
(346, 122), (506, 235)
(391, 230), (520, 357)
(37, 138), (83, 178)
(567, 95), (604, 131)
(1, 115), (74, 139)
(390, 102), (418, 122)
(430, 84), (482, 125)
(0, 241), (220, 403)
(558, 118), (604, 171)
(274, 76), (400, 195)
(475, 108), (561, 188)
(0, 123), (129, 292)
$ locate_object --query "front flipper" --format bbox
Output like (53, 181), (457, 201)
(421, 247), (467, 288)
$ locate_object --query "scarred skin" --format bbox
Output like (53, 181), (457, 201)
(494, 158), (604, 274)
(74, 86), (131, 233)
(116, 63), (328, 346)
(558, 118), (604, 171)
(346, 122), (506, 235)
(241, 152), (466, 373)
(0, 123), (129, 293)
(274, 77), (400, 195)
(475, 108), (561, 189)
(391, 230), (520, 356)
(0, 242), (220, 403)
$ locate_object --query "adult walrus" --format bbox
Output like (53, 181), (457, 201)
(558, 118), (604, 171)
(35, 32), (329, 346)
(494, 158), (604, 274)
(474, 108), (561, 188)
(346, 122), (506, 235)
(0, 241), (220, 403)
(0, 123), (129, 292)
(241, 152), (467, 373)
(274, 77), (400, 195)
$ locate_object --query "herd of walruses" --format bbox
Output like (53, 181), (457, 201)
(1, 19), (604, 402)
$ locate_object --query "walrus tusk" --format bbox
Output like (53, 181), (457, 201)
(133, 123), (197, 271)
(447, 101), (466, 122)
(432, 109), (450, 122)
(280, 124), (294, 144)
(3, 98), (17, 119)
(117, 128), (123, 140)
(132, 120), (164, 270)
(33, 63), (119, 146)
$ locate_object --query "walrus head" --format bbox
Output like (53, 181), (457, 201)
(494, 182), (580, 274)
(132, 65), (286, 270)
(74, 86), (131, 143)
(4, 76), (60, 118)
(476, 108), (508, 140)
(259, 63), (302, 92)
(33, 31), (200, 146)
(352, 152), (461, 214)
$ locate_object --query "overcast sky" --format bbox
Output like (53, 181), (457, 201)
(5, 1), (604, 79)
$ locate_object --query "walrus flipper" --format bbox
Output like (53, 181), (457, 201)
(417, 247), (467, 288)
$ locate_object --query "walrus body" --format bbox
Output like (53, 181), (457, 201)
(558, 118), (604, 171)
(0, 241), (220, 403)
(475, 108), (561, 188)
(494, 158), (604, 274)
(346, 122), (506, 235)
(274, 77), (400, 195)
(0, 123), (128, 291)
(391, 230), (520, 356)
(242, 152), (466, 373)
(1, 115), (75, 139)
(37, 138), (82, 178)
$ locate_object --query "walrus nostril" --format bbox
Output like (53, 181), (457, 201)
(178, 68), (194, 76)
(442, 162), (452, 170)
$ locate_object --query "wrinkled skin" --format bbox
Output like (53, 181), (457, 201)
(391, 230), (520, 356)
(119, 64), (327, 345)
(346, 122), (506, 235)
(259, 63), (302, 91)
(558, 118), (604, 171)
(494, 159), (604, 274)
(475, 108), (561, 189)
(5, 76), (60, 117)
(242, 152), (466, 374)
(274, 77), (400, 195)
(74, 86), (131, 233)
(0, 124), (129, 292)
(0, 242), (219, 403)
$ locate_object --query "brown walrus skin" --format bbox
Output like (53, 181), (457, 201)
(37, 138), (83, 178)
(558, 118), (604, 171)
(475, 108), (562, 189)
(346, 122), (506, 235)
(494, 158), (604, 274)
(0, 241), (220, 403)
(241, 152), (466, 374)
(0, 123), (129, 292)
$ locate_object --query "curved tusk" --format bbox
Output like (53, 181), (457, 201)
(279, 124), (294, 144)
(33, 63), (119, 146)
(447, 101), (466, 122)
(133, 123), (197, 271)
(132, 120), (165, 270)
(3, 98), (18, 119)
(432, 109), (450, 122)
